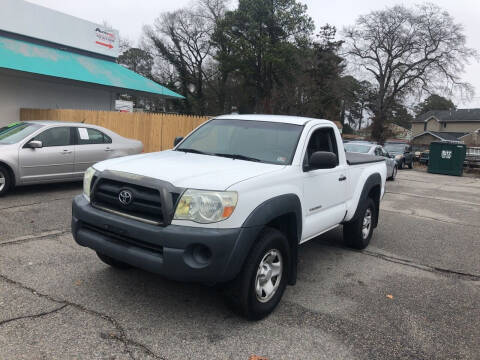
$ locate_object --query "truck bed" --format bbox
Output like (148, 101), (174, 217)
(346, 152), (386, 166)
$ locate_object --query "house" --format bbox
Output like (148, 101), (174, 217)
(411, 109), (480, 149)
(0, 0), (182, 127)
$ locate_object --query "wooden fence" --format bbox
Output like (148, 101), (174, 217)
(20, 109), (210, 153)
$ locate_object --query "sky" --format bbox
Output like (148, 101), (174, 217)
(28, 0), (480, 108)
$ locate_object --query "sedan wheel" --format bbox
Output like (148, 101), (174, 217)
(0, 166), (12, 196)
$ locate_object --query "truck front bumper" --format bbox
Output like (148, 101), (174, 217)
(72, 195), (257, 283)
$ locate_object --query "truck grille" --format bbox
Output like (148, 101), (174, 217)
(92, 178), (171, 225)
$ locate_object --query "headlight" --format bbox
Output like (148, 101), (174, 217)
(174, 190), (238, 223)
(395, 155), (402, 160)
(83, 167), (96, 201)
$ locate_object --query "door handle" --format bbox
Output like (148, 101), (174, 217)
(61, 150), (72, 154)
(105, 147), (113, 152)
(338, 175), (347, 181)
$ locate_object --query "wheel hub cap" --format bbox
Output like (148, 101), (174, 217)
(362, 208), (372, 239)
(0, 172), (5, 192)
(255, 249), (283, 303)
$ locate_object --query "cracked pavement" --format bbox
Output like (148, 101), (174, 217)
(0, 172), (479, 359)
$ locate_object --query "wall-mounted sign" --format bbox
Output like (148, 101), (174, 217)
(0, 0), (120, 58)
(115, 100), (134, 113)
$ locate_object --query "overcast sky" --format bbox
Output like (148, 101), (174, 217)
(28, 0), (480, 108)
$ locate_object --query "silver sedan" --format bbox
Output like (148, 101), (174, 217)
(344, 141), (398, 180)
(0, 121), (143, 196)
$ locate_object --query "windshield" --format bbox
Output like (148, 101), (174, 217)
(344, 143), (372, 154)
(0, 123), (42, 144)
(176, 119), (303, 165)
(384, 143), (406, 153)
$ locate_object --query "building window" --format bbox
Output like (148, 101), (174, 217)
(443, 122), (447, 128)
(424, 122), (427, 131)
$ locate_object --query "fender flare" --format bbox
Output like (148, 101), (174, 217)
(348, 173), (382, 227)
(234, 194), (302, 285)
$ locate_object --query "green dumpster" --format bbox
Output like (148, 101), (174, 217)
(428, 141), (466, 176)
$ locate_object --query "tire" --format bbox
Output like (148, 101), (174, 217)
(408, 160), (413, 169)
(96, 252), (132, 269)
(224, 227), (289, 320)
(343, 197), (376, 250)
(398, 160), (404, 169)
(0, 165), (12, 197)
(388, 166), (397, 181)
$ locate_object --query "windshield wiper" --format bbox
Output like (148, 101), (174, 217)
(176, 148), (210, 155)
(214, 153), (262, 162)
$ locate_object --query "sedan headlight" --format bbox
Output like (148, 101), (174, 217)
(394, 154), (403, 160)
(174, 190), (238, 223)
(83, 167), (96, 201)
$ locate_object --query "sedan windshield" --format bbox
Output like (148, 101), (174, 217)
(0, 123), (42, 144)
(176, 119), (303, 165)
(384, 143), (406, 153)
(344, 143), (372, 154)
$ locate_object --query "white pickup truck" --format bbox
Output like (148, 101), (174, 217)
(72, 115), (386, 319)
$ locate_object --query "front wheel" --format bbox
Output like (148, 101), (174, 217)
(343, 198), (376, 250)
(408, 160), (413, 169)
(224, 227), (289, 320)
(0, 165), (12, 197)
(388, 166), (397, 181)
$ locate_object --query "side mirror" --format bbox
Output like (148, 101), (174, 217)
(173, 136), (184, 147)
(306, 151), (338, 171)
(25, 140), (43, 149)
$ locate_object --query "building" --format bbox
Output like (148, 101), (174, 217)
(411, 109), (480, 149)
(0, 0), (183, 127)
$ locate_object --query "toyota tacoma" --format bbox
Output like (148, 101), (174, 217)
(72, 115), (386, 319)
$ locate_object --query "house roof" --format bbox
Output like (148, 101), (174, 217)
(413, 131), (469, 141)
(0, 35), (184, 99)
(412, 109), (480, 123)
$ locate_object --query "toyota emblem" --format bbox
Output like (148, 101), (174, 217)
(118, 190), (133, 206)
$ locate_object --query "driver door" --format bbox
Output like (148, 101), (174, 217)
(19, 127), (75, 183)
(301, 126), (348, 242)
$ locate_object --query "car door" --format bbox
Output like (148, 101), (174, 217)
(18, 126), (75, 183)
(301, 126), (348, 242)
(74, 127), (114, 174)
(379, 146), (394, 177)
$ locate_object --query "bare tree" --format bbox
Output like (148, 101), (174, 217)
(344, 3), (477, 142)
(144, 7), (215, 114)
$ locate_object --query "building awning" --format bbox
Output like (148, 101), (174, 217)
(0, 35), (184, 99)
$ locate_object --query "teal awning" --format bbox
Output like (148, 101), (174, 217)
(0, 35), (184, 99)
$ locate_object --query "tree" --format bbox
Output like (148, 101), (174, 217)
(117, 48), (154, 78)
(145, 6), (216, 114)
(344, 3), (476, 143)
(414, 94), (455, 115)
(215, 0), (314, 113)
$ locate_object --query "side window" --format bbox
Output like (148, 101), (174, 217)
(77, 128), (110, 145)
(33, 127), (72, 147)
(374, 147), (382, 156)
(304, 127), (339, 168)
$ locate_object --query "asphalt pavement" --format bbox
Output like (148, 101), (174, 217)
(0, 170), (479, 360)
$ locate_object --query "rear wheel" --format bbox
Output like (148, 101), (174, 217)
(224, 227), (289, 320)
(0, 165), (12, 197)
(96, 252), (132, 269)
(343, 198), (376, 250)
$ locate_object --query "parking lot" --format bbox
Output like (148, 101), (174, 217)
(0, 170), (479, 360)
